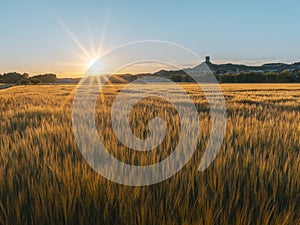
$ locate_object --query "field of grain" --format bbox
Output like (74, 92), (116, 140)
(0, 83), (299, 225)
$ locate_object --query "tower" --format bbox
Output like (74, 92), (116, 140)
(205, 56), (210, 63)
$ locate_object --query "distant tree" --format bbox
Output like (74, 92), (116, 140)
(22, 73), (30, 79)
(248, 72), (265, 83)
(278, 70), (293, 82)
(222, 74), (237, 83)
(267, 72), (278, 83)
(30, 78), (42, 85)
(31, 73), (57, 83)
(2, 72), (27, 83)
(19, 79), (31, 85)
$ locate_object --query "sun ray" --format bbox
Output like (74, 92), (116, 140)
(111, 75), (129, 83)
(58, 20), (93, 61)
(96, 20), (109, 58)
(86, 22), (96, 57)
(94, 75), (109, 114)
(56, 17), (108, 76)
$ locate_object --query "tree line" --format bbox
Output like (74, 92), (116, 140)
(0, 72), (57, 84)
(169, 70), (300, 83)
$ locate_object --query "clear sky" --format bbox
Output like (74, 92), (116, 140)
(1, 0), (300, 77)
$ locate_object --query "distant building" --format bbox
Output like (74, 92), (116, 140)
(205, 56), (210, 63)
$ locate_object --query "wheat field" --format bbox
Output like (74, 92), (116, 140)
(0, 83), (299, 225)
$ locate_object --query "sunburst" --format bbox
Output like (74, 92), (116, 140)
(58, 19), (106, 76)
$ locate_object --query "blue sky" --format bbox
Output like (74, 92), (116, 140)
(1, 0), (300, 77)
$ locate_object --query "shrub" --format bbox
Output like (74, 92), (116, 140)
(30, 78), (42, 85)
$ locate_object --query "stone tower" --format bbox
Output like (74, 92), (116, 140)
(205, 56), (210, 63)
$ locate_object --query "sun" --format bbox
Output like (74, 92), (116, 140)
(87, 58), (98, 68)
(58, 21), (106, 75)
(86, 58), (104, 75)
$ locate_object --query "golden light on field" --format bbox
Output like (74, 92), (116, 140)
(0, 84), (299, 224)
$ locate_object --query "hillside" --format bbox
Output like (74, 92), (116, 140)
(2, 60), (300, 84)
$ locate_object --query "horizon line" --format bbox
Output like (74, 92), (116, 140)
(1, 58), (299, 78)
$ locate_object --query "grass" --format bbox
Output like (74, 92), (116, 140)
(0, 83), (299, 225)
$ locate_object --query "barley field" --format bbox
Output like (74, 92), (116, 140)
(0, 83), (299, 225)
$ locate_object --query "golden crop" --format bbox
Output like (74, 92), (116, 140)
(0, 84), (299, 225)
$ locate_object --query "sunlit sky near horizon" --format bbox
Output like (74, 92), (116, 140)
(1, 0), (300, 77)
